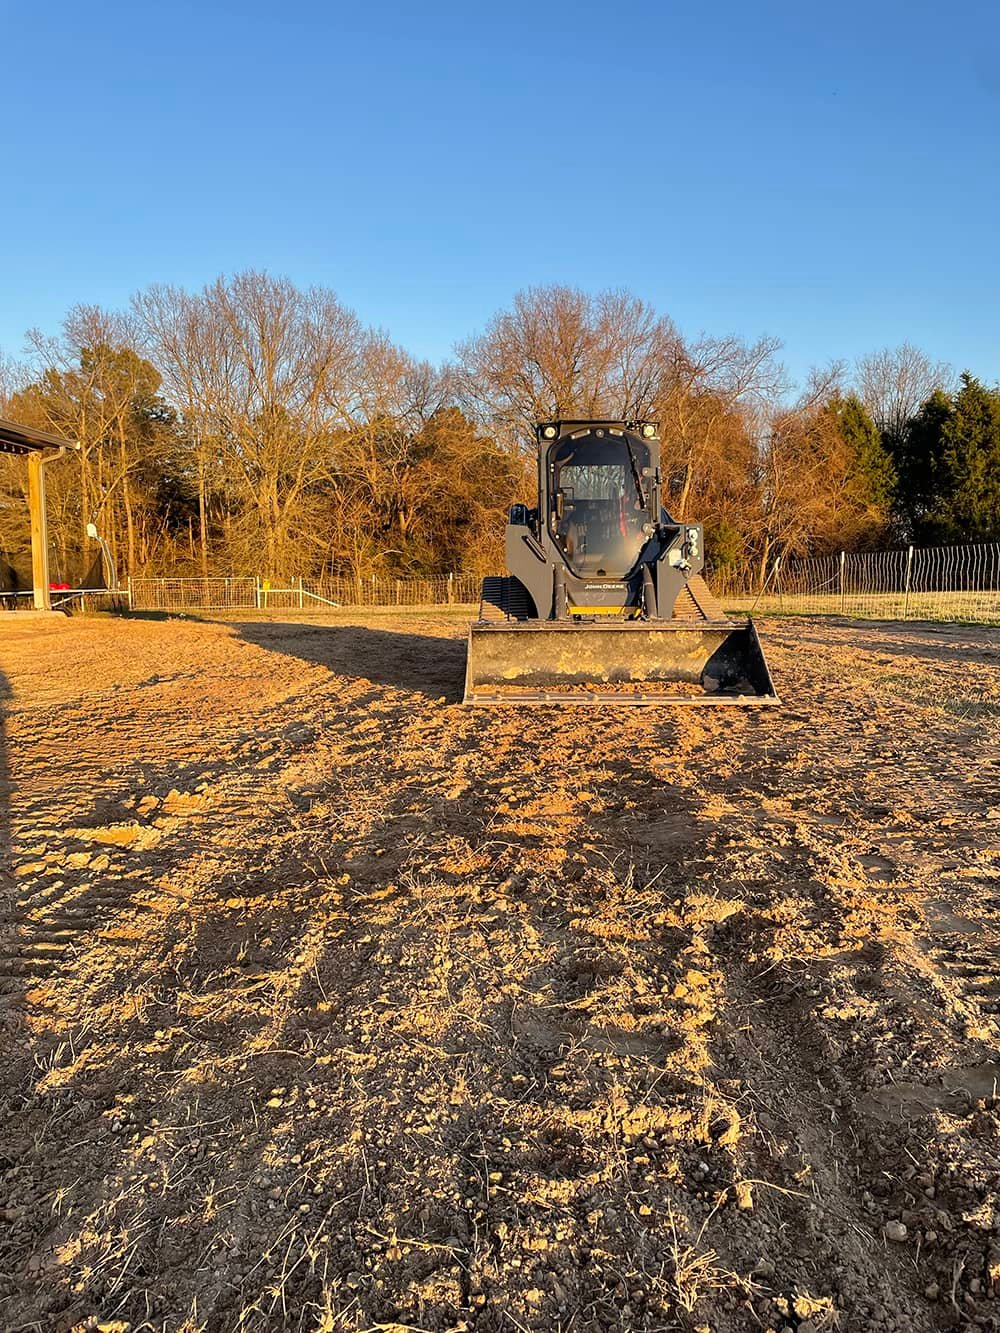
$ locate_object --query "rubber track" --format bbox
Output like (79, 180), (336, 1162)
(479, 577), (533, 621)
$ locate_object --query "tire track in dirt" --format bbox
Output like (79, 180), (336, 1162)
(6, 643), (738, 1330)
(0, 621), (470, 1329)
(0, 615), (407, 1001)
(1, 613), (998, 1333)
(672, 622), (1000, 1331)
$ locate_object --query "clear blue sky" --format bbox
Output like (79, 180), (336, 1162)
(1, 0), (997, 389)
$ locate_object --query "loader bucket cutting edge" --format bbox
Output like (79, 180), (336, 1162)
(463, 620), (778, 706)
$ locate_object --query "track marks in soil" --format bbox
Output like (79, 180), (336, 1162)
(1, 612), (999, 1332)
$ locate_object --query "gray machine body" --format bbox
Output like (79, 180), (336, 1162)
(504, 420), (702, 620)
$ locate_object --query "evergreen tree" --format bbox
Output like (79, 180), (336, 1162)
(819, 393), (896, 544)
(834, 394), (896, 515)
(894, 388), (953, 539)
(936, 374), (1000, 540)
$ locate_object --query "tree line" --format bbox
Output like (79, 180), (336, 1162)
(1, 275), (996, 592)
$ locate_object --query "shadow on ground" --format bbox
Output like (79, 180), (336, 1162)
(232, 620), (468, 702)
(767, 619), (1000, 668)
(0, 668), (9, 912)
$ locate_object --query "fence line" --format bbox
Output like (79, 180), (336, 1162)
(4, 543), (999, 624)
(725, 541), (1000, 623)
(1, 587), (130, 614)
(126, 572), (482, 613)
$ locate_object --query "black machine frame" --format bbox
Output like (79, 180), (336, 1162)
(464, 419), (779, 706)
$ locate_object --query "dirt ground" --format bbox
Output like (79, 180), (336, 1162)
(1, 611), (998, 1333)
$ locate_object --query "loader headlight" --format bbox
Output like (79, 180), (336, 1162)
(641, 423), (656, 438)
(542, 425), (557, 439)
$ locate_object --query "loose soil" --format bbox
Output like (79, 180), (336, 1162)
(0, 611), (998, 1333)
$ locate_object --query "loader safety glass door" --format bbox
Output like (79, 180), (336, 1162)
(548, 432), (651, 578)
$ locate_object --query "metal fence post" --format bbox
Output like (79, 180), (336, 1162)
(447, 571), (454, 604)
(839, 550), (846, 615)
(255, 576), (261, 611)
(126, 575), (133, 610)
(903, 544), (914, 619)
(299, 576), (304, 610)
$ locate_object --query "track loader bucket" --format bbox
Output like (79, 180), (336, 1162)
(463, 618), (778, 706)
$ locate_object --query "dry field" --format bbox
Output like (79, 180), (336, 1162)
(1, 611), (998, 1333)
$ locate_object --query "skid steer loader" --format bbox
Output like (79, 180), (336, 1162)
(463, 419), (778, 705)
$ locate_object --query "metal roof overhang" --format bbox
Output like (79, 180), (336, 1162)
(0, 416), (76, 455)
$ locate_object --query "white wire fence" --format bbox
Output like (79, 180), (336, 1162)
(1, 573), (480, 615)
(3, 544), (998, 624)
(126, 572), (482, 613)
(724, 542), (1000, 623)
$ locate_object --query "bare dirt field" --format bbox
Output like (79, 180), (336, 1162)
(1, 611), (998, 1333)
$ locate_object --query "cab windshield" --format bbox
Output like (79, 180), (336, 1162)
(549, 431), (652, 578)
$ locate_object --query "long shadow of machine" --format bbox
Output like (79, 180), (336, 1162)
(233, 620), (467, 702)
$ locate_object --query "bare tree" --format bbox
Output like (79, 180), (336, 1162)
(137, 272), (365, 577)
(134, 284), (223, 576)
(5, 277), (922, 589)
(855, 343), (950, 442)
(657, 332), (784, 519)
(455, 286), (684, 444)
(457, 286), (783, 537)
(0, 350), (28, 413)
(753, 364), (888, 582)
(11, 307), (167, 579)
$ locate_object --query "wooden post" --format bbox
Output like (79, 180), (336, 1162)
(27, 452), (51, 611)
(298, 576), (304, 610)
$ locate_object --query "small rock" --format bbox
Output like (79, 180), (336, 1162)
(925, 1282), (940, 1300)
(735, 1179), (754, 1211)
(884, 1220), (908, 1243)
